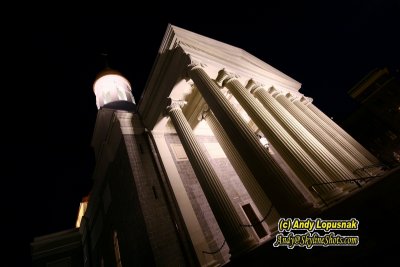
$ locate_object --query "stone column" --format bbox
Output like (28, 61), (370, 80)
(216, 70), (345, 193)
(202, 106), (280, 232)
(247, 80), (364, 175)
(294, 97), (377, 165)
(166, 99), (257, 257)
(241, 76), (357, 182)
(307, 101), (379, 164)
(187, 62), (315, 216)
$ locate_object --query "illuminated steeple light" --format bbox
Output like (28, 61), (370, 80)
(93, 68), (136, 110)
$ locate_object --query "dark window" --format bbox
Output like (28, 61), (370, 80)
(242, 204), (267, 238)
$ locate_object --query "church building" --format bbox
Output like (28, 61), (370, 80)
(71, 24), (382, 266)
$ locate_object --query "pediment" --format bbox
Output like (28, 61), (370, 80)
(160, 24), (301, 91)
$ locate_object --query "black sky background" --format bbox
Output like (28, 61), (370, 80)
(5, 1), (399, 266)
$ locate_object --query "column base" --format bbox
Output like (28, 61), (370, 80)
(203, 259), (222, 267)
(267, 223), (278, 234)
(228, 237), (259, 261)
(273, 201), (321, 219)
(336, 181), (360, 193)
(315, 187), (346, 205)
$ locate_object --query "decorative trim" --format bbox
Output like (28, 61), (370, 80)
(299, 96), (313, 105)
(245, 79), (264, 94)
(270, 88), (285, 98)
(199, 104), (210, 121)
(164, 25), (301, 91)
(187, 57), (206, 71)
(216, 68), (239, 87)
(166, 98), (187, 112)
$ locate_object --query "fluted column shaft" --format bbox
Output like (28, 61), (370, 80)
(271, 92), (363, 172)
(246, 81), (356, 181)
(187, 63), (313, 217)
(271, 90), (364, 173)
(167, 101), (256, 257)
(293, 99), (376, 166)
(307, 102), (379, 164)
(203, 109), (280, 231)
(217, 71), (340, 196)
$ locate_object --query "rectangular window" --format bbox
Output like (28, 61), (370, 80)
(242, 203), (268, 239)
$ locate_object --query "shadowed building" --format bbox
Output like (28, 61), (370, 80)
(31, 228), (83, 267)
(33, 25), (390, 267)
(343, 67), (400, 167)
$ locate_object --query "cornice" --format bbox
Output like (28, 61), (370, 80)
(140, 25), (304, 129)
(162, 25), (302, 91)
(138, 46), (190, 129)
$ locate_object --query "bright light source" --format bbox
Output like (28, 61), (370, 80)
(93, 74), (135, 109)
(259, 136), (269, 148)
(75, 200), (88, 228)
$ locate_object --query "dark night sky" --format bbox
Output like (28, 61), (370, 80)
(6, 1), (399, 266)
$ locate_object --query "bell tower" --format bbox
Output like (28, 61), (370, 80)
(93, 67), (136, 111)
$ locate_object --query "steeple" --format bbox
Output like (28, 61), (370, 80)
(92, 56), (136, 111)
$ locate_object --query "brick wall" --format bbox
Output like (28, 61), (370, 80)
(122, 133), (187, 266)
(100, 133), (187, 266)
(105, 142), (155, 266)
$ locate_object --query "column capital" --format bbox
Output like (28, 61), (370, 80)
(166, 98), (187, 113)
(245, 79), (264, 94)
(285, 93), (305, 103)
(289, 95), (302, 103)
(284, 92), (297, 102)
(299, 96), (313, 105)
(266, 86), (285, 98)
(198, 104), (211, 121)
(187, 59), (207, 72)
(216, 68), (239, 87)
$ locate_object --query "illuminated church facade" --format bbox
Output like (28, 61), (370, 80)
(75, 25), (382, 266)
